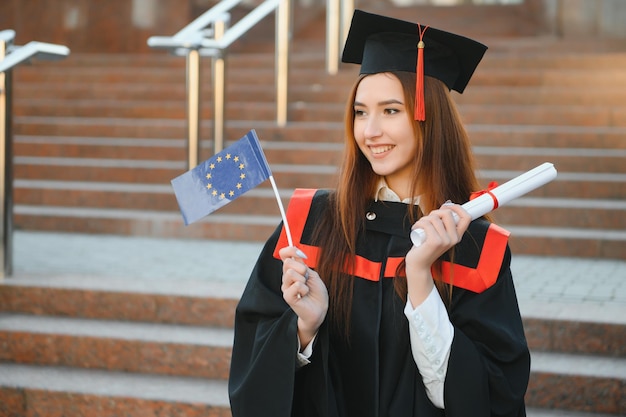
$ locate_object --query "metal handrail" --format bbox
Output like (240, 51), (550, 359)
(148, 0), (291, 169)
(326, 0), (354, 74)
(0, 31), (69, 278)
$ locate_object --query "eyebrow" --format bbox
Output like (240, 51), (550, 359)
(353, 99), (404, 107)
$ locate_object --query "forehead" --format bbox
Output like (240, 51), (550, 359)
(354, 73), (404, 102)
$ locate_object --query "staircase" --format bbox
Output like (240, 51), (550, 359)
(10, 8), (626, 259)
(1, 3), (625, 416)
(0, 267), (624, 416)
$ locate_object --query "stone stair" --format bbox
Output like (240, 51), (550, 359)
(0, 273), (624, 416)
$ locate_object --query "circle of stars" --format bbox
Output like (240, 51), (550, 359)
(205, 153), (246, 200)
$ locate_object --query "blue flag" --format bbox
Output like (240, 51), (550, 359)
(171, 129), (272, 225)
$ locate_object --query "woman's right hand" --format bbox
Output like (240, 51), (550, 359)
(279, 246), (329, 348)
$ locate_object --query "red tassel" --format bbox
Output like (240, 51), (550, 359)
(414, 24), (429, 121)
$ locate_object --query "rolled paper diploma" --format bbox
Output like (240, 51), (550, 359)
(410, 162), (558, 247)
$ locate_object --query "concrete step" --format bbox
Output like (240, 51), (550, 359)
(14, 135), (626, 174)
(527, 352), (626, 415)
(15, 208), (624, 258)
(29, 46), (626, 70)
(0, 327), (624, 415)
(487, 198), (626, 230)
(14, 121), (626, 149)
(14, 46), (626, 67)
(505, 227), (626, 259)
(13, 157), (337, 188)
(15, 82), (348, 104)
(12, 98), (626, 127)
(14, 136), (344, 165)
(14, 62), (626, 91)
(0, 313), (232, 379)
(0, 363), (231, 417)
(1, 291), (623, 359)
(0, 314), (623, 415)
(0, 278), (241, 329)
(13, 172), (626, 209)
(14, 182), (286, 215)
(524, 318), (625, 359)
(0, 281), (624, 415)
(526, 409), (618, 417)
(14, 147), (626, 184)
(16, 82), (626, 108)
(0, 362), (619, 417)
(466, 125), (626, 150)
(1, 276), (624, 361)
(14, 182), (626, 231)
(13, 118), (345, 142)
(485, 170), (626, 200)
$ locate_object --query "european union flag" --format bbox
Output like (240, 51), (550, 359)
(171, 129), (272, 225)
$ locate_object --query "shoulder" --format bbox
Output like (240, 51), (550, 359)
(289, 188), (332, 205)
(271, 189), (333, 261)
(461, 218), (510, 255)
(285, 188), (332, 220)
(440, 218), (511, 293)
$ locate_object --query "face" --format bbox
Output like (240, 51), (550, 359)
(353, 73), (417, 199)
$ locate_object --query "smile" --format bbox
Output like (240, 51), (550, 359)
(370, 145), (395, 155)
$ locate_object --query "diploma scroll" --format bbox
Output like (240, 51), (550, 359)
(410, 162), (558, 247)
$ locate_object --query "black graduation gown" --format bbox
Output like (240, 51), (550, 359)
(229, 189), (530, 417)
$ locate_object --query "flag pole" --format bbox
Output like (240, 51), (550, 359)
(269, 175), (293, 247)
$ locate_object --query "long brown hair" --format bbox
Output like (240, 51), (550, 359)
(312, 71), (482, 336)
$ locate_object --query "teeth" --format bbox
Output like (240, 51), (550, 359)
(371, 145), (394, 155)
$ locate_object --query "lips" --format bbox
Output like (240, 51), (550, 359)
(370, 145), (395, 155)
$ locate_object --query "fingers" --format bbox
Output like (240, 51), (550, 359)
(280, 246), (311, 301)
(412, 203), (470, 248)
(281, 272), (309, 301)
(442, 203), (471, 231)
(282, 257), (309, 281)
(282, 265), (317, 302)
(278, 246), (308, 261)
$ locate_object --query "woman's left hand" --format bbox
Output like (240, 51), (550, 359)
(404, 203), (471, 305)
(279, 246), (329, 349)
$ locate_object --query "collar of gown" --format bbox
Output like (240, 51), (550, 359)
(374, 178), (420, 205)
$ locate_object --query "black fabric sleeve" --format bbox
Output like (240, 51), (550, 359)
(228, 225), (301, 417)
(444, 244), (530, 417)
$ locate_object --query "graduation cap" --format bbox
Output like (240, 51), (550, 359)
(341, 9), (488, 121)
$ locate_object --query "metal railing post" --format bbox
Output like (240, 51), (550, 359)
(326, 0), (340, 75)
(275, 0), (291, 126)
(186, 49), (201, 169)
(148, 0), (293, 156)
(212, 16), (228, 154)
(0, 37), (13, 279)
(0, 31), (68, 278)
(340, 0), (354, 50)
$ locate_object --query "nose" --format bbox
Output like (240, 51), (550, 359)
(362, 115), (382, 140)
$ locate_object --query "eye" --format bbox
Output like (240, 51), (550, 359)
(354, 108), (367, 118)
(384, 107), (401, 115)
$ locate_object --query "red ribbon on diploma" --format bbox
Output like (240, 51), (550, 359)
(470, 181), (499, 209)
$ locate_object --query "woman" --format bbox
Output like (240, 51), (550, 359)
(229, 9), (530, 417)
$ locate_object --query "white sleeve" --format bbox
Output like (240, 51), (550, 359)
(404, 286), (454, 409)
(295, 333), (317, 368)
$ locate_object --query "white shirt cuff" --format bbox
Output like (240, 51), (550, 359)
(405, 286), (454, 409)
(296, 333), (317, 368)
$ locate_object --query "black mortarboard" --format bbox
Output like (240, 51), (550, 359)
(341, 9), (487, 120)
